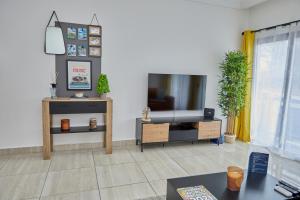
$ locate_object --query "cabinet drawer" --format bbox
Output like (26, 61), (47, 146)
(169, 129), (198, 142)
(196, 121), (221, 139)
(50, 101), (106, 114)
(142, 123), (169, 143)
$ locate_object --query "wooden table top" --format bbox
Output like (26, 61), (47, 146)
(43, 97), (112, 102)
(167, 172), (284, 200)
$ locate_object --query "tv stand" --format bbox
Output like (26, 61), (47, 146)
(135, 116), (222, 152)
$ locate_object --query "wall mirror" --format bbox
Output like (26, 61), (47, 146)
(45, 11), (65, 55)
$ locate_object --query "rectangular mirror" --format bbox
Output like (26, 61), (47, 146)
(45, 26), (65, 54)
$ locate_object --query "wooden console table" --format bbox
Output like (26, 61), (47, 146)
(42, 97), (112, 159)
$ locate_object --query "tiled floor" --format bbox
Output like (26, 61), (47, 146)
(0, 141), (299, 200)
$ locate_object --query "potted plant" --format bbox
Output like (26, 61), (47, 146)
(218, 51), (248, 143)
(97, 74), (110, 98)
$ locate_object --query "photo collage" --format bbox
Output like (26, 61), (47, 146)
(66, 25), (101, 57)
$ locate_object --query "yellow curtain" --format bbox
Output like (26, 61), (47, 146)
(234, 31), (255, 142)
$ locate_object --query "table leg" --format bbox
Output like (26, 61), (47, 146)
(50, 134), (54, 152)
(103, 130), (106, 148)
(50, 115), (54, 152)
(42, 101), (51, 160)
(105, 100), (112, 154)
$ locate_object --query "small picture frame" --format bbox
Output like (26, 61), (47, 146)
(77, 44), (87, 57)
(78, 27), (87, 40)
(89, 36), (101, 46)
(67, 27), (76, 39)
(89, 25), (101, 36)
(67, 44), (76, 56)
(89, 47), (101, 57)
(67, 60), (92, 90)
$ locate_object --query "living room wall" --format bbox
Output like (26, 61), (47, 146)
(0, 0), (247, 148)
(248, 0), (300, 29)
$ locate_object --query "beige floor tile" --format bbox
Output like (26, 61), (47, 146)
(100, 182), (157, 200)
(224, 151), (249, 168)
(218, 142), (245, 152)
(42, 168), (98, 196)
(50, 151), (94, 171)
(247, 143), (267, 153)
(15, 198), (40, 200)
(93, 149), (135, 166)
(0, 140), (298, 200)
(172, 155), (230, 176)
(22, 199), (39, 200)
(0, 173), (46, 200)
(164, 145), (195, 158)
(191, 143), (222, 153)
(0, 153), (50, 176)
(268, 153), (300, 184)
(172, 155), (207, 175)
(0, 156), (9, 169)
(40, 190), (100, 200)
(202, 150), (236, 166)
(129, 148), (171, 162)
(149, 179), (167, 197)
(96, 163), (147, 188)
(138, 159), (188, 181)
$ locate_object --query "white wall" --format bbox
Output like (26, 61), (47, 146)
(248, 0), (300, 30)
(0, 0), (246, 149)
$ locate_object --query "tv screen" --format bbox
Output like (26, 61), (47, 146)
(147, 73), (207, 111)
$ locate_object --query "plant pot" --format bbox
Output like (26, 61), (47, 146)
(100, 93), (107, 98)
(224, 134), (236, 143)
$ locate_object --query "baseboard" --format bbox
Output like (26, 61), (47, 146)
(0, 139), (136, 155)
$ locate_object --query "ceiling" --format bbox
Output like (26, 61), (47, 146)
(187, 0), (269, 9)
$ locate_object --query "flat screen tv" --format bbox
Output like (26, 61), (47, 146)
(147, 73), (207, 111)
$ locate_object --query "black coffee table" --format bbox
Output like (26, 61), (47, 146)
(167, 172), (285, 200)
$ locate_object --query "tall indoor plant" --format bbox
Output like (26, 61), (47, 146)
(218, 51), (248, 143)
(97, 74), (110, 98)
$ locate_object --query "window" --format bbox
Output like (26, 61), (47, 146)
(283, 32), (300, 155)
(251, 24), (300, 160)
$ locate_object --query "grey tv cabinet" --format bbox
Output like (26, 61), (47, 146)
(135, 116), (222, 152)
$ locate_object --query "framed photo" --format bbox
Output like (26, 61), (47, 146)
(78, 28), (87, 40)
(77, 44), (87, 57)
(89, 36), (101, 46)
(89, 47), (101, 57)
(67, 60), (92, 90)
(67, 27), (76, 39)
(67, 44), (76, 56)
(89, 25), (101, 36)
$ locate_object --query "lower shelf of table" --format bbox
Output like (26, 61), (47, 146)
(50, 126), (106, 134)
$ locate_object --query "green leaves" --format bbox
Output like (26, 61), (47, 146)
(97, 74), (110, 95)
(218, 51), (248, 118)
